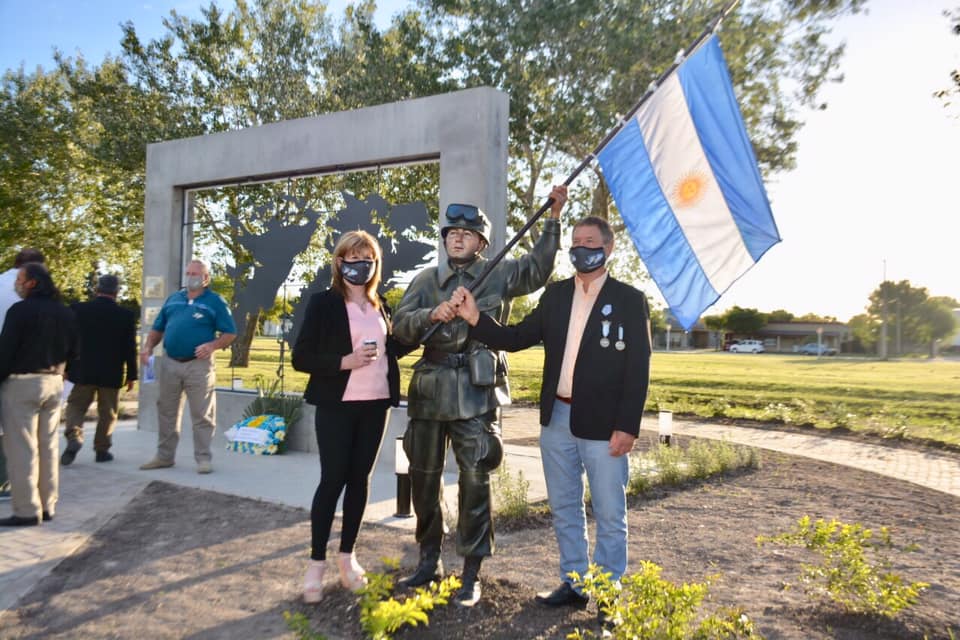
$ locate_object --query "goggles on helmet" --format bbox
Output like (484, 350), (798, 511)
(445, 204), (481, 222)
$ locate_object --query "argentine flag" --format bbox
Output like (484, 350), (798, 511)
(598, 36), (780, 330)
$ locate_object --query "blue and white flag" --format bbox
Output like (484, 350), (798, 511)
(597, 36), (780, 330)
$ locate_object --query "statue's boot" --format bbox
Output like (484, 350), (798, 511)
(398, 544), (443, 588)
(453, 555), (483, 607)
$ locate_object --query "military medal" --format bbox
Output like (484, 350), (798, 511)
(615, 324), (625, 351)
(601, 303), (612, 317)
(600, 320), (611, 348)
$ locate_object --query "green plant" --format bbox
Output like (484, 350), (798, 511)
(628, 440), (759, 495)
(283, 611), (328, 640)
(757, 515), (929, 617)
(358, 565), (460, 640)
(568, 562), (764, 639)
(242, 375), (304, 451)
(493, 459), (531, 520)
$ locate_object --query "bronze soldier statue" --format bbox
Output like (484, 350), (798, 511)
(393, 186), (567, 606)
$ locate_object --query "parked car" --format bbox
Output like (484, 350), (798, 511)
(798, 342), (837, 356)
(729, 339), (765, 353)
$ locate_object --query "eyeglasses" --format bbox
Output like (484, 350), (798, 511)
(445, 204), (480, 222)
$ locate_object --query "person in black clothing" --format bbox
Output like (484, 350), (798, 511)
(61, 274), (138, 465)
(292, 231), (413, 603)
(0, 262), (78, 526)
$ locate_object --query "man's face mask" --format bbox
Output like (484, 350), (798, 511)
(568, 246), (607, 274)
(185, 275), (205, 291)
(341, 260), (375, 286)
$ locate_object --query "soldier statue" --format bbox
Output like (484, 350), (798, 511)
(393, 185), (567, 606)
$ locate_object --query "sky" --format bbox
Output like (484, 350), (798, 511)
(1, 0), (958, 322)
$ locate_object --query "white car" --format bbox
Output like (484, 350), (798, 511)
(729, 339), (765, 353)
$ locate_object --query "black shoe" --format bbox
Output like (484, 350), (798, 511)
(535, 582), (589, 608)
(42, 511), (53, 522)
(453, 556), (483, 607)
(61, 440), (82, 466)
(95, 451), (114, 463)
(598, 608), (614, 630)
(0, 515), (40, 527)
(398, 546), (444, 589)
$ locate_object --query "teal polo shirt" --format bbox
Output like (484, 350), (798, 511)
(153, 289), (236, 359)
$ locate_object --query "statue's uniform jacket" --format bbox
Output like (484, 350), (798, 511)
(393, 218), (560, 557)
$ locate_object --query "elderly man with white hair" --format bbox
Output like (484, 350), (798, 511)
(139, 259), (236, 474)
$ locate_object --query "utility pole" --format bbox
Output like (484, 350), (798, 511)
(879, 260), (888, 360)
(896, 299), (902, 356)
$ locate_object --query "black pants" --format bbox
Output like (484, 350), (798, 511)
(311, 399), (390, 561)
(403, 411), (503, 558)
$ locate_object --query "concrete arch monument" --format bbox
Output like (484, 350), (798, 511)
(138, 87), (509, 434)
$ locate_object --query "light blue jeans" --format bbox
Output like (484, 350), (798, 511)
(540, 401), (629, 590)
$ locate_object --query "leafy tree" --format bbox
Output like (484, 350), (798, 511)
(722, 305), (766, 336)
(795, 312), (838, 323)
(422, 0), (866, 271)
(864, 281), (958, 356)
(767, 309), (795, 323)
(0, 64), (142, 299)
(916, 298), (958, 356)
(703, 313), (726, 350)
(935, 7), (960, 117)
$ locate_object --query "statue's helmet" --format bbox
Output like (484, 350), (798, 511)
(441, 203), (491, 247)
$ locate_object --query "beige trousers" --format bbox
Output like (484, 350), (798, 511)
(0, 374), (63, 518)
(155, 357), (217, 464)
(64, 384), (121, 452)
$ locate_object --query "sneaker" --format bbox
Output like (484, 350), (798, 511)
(196, 462), (213, 474)
(61, 440), (82, 466)
(140, 458), (174, 470)
(95, 451), (114, 463)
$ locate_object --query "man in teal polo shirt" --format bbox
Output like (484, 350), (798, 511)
(139, 260), (236, 474)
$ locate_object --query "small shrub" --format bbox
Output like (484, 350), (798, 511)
(568, 562), (764, 639)
(757, 515), (928, 618)
(627, 440), (759, 495)
(651, 443), (687, 486)
(358, 566), (460, 640)
(284, 611), (328, 640)
(493, 460), (531, 520)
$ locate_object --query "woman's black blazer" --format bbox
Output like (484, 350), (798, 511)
(292, 289), (412, 408)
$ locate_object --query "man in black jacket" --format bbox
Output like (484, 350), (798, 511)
(453, 216), (651, 610)
(0, 262), (78, 526)
(62, 274), (138, 465)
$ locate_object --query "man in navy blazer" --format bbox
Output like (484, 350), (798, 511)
(62, 275), (138, 464)
(454, 216), (651, 611)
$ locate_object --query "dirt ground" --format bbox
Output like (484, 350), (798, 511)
(3, 439), (959, 640)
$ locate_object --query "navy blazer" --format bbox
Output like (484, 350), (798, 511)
(67, 296), (138, 388)
(292, 289), (411, 408)
(470, 275), (651, 440)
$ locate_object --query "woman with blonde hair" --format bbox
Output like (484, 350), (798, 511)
(292, 230), (411, 602)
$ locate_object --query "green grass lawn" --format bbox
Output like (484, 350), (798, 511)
(217, 339), (960, 447)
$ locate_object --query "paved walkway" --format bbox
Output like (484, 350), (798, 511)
(1, 407), (958, 619)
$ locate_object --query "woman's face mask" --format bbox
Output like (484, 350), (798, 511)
(340, 259), (375, 286)
(568, 246), (607, 274)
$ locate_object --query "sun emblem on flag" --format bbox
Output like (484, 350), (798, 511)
(671, 171), (709, 208)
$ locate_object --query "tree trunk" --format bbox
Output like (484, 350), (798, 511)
(229, 309), (261, 368)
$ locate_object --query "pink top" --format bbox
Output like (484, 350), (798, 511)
(342, 300), (390, 401)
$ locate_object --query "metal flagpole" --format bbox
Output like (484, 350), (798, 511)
(418, 0), (741, 345)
